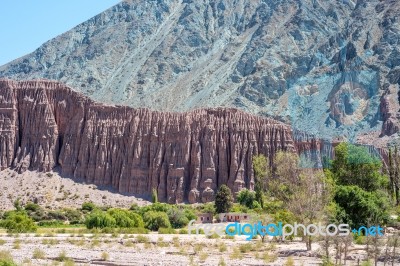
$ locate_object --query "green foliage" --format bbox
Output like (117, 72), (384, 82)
(24, 202), (40, 212)
(253, 154), (269, 208)
(237, 189), (256, 209)
(138, 203), (170, 216)
(334, 185), (390, 228)
(85, 211), (116, 229)
(329, 143), (386, 191)
(13, 198), (22, 212)
(107, 208), (144, 228)
(158, 227), (177, 234)
(197, 203), (215, 214)
(63, 208), (83, 224)
(143, 211), (171, 231)
(81, 202), (96, 212)
(152, 188), (158, 203)
(167, 208), (189, 229)
(0, 250), (17, 266)
(2, 211), (37, 233)
(262, 199), (284, 214)
(215, 185), (233, 214)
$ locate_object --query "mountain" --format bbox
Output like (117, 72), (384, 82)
(1, 0), (400, 144)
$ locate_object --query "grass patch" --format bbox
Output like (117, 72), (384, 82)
(12, 239), (21, 249)
(230, 247), (243, 260)
(199, 252), (208, 262)
(158, 227), (176, 234)
(284, 256), (295, 266)
(0, 250), (16, 265)
(32, 248), (46, 259)
(136, 235), (150, 243)
(262, 252), (278, 263)
(101, 252), (109, 261)
(172, 236), (180, 247)
(218, 242), (227, 252)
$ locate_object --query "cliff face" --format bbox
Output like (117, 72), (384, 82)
(1, 0), (400, 143)
(0, 80), (302, 203)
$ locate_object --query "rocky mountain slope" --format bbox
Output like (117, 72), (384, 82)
(0, 79), (328, 203)
(1, 0), (400, 143)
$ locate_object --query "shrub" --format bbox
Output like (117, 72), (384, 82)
(81, 202), (96, 212)
(237, 189), (256, 209)
(37, 220), (64, 227)
(2, 211), (37, 233)
(63, 209), (83, 224)
(158, 227), (176, 234)
(179, 229), (188, 234)
(85, 211), (116, 229)
(0, 250), (17, 266)
(143, 211), (171, 231)
(32, 248), (46, 259)
(101, 252), (109, 261)
(136, 235), (150, 243)
(24, 202), (40, 212)
(167, 208), (189, 229)
(152, 188), (158, 203)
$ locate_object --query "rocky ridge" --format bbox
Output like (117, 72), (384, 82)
(0, 79), (329, 203)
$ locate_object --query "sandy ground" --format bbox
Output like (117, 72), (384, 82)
(0, 232), (394, 266)
(0, 169), (150, 210)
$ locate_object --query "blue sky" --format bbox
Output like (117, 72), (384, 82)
(0, 0), (121, 66)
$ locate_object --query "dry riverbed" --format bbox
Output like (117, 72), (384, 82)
(0, 232), (392, 266)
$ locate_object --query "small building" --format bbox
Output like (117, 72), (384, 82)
(196, 213), (213, 223)
(218, 213), (251, 223)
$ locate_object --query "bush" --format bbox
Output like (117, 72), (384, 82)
(81, 202), (96, 212)
(85, 211), (116, 229)
(237, 189), (256, 209)
(63, 208), (83, 224)
(334, 185), (390, 228)
(158, 227), (176, 234)
(46, 210), (67, 221)
(0, 250), (17, 266)
(2, 211), (37, 233)
(24, 202), (40, 212)
(143, 211), (171, 231)
(167, 208), (189, 229)
(37, 220), (64, 227)
(32, 248), (46, 259)
(106, 208), (144, 228)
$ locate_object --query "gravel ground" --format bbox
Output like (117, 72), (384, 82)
(0, 232), (389, 266)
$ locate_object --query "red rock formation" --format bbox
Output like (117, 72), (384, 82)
(0, 79), (301, 203)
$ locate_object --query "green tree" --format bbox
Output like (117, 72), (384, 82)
(106, 208), (144, 228)
(253, 154), (269, 208)
(143, 211), (170, 231)
(152, 188), (158, 203)
(167, 208), (189, 229)
(85, 211), (116, 229)
(329, 143), (386, 191)
(270, 151), (332, 250)
(334, 185), (390, 229)
(236, 189), (256, 209)
(214, 185), (233, 214)
(2, 211), (37, 233)
(328, 142), (391, 228)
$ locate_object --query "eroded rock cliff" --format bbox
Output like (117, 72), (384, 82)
(0, 80), (306, 203)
